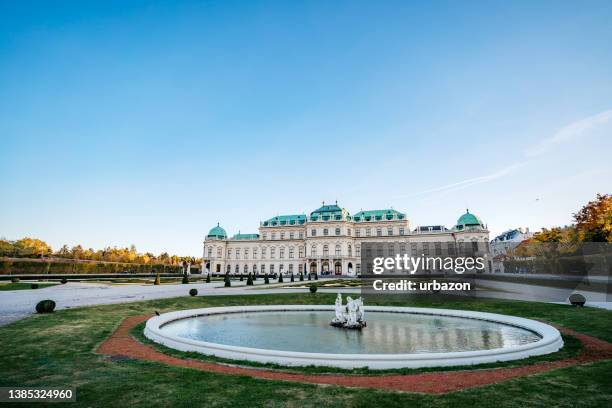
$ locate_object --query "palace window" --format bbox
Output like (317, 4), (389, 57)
(253, 264), (258, 273)
(279, 247), (285, 258)
(356, 263), (361, 274)
(347, 228), (351, 236)
(289, 232), (294, 240)
(387, 227), (393, 236)
(261, 264), (265, 273)
(289, 247), (294, 258)
(311, 245), (317, 256)
(299, 246), (304, 257)
(448, 242), (456, 255)
(279, 264), (284, 272)
(217, 248), (222, 257)
(262, 247), (267, 258)
(399, 227), (405, 235)
(298, 264), (303, 274)
(253, 248), (258, 259)
(311, 229), (317, 237)
(262, 233), (267, 240)
(400, 244), (406, 254)
(335, 245), (341, 256)
(280, 232), (285, 240)
(235, 264), (239, 273)
(227, 264), (231, 273)
(299, 232), (303, 239)
(207, 247), (212, 257)
(435, 242), (442, 256)
(271, 233), (276, 240)
(270, 247), (276, 258)
(376, 228), (382, 237)
(323, 245), (329, 256)
(423, 243), (430, 256)
(270, 264), (275, 273)
(355, 229), (360, 237)
(289, 264), (293, 273)
(235, 249), (241, 258)
(335, 228), (341, 236)
(356, 245), (361, 257)
(366, 228), (371, 237)
(323, 228), (329, 236)
(411, 243), (417, 255)
(227, 249), (232, 258)
(244, 265), (248, 273)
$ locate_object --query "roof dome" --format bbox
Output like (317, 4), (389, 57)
(456, 209), (484, 229)
(207, 223), (227, 239)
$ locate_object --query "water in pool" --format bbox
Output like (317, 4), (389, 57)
(160, 311), (541, 354)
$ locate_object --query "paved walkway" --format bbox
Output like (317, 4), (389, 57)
(0, 280), (358, 326)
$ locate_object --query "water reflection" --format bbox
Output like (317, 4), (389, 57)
(162, 311), (540, 354)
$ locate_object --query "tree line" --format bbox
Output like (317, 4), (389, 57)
(0, 238), (201, 266)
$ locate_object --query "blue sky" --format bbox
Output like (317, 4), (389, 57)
(1, 0), (611, 256)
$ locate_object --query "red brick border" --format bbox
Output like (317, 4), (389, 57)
(96, 315), (612, 394)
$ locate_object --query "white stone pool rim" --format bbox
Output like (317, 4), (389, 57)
(144, 305), (564, 369)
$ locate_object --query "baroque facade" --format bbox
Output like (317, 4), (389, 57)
(202, 202), (490, 276)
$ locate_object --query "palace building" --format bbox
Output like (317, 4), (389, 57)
(202, 202), (490, 276)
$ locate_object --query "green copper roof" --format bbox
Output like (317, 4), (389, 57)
(206, 223), (227, 239)
(231, 233), (260, 240)
(352, 209), (405, 221)
(310, 202), (350, 221)
(262, 214), (306, 226)
(456, 209), (484, 229)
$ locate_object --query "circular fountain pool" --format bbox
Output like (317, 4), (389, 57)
(144, 305), (563, 369)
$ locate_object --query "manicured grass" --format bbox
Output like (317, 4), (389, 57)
(0, 282), (57, 291)
(0, 293), (611, 407)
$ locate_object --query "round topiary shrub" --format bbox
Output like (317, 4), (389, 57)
(31, 283), (39, 289)
(182, 276), (189, 284)
(35, 299), (56, 314)
(11, 277), (20, 283)
(569, 293), (586, 307)
(60, 278), (68, 284)
(189, 288), (198, 296)
(309, 284), (317, 294)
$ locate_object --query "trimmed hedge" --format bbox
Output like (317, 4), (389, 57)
(35, 299), (56, 313)
(309, 284), (317, 294)
(1, 259), (182, 275)
(189, 288), (198, 296)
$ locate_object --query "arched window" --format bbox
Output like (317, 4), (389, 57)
(311, 245), (317, 256)
(253, 264), (258, 273)
(335, 245), (341, 256)
(323, 245), (329, 256)
(226, 264), (231, 273)
(334, 261), (342, 275)
(234, 264), (239, 273)
(244, 264), (248, 273)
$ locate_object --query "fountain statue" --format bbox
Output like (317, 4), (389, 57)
(330, 294), (367, 329)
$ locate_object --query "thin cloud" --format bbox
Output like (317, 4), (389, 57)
(525, 109), (612, 157)
(403, 161), (527, 199)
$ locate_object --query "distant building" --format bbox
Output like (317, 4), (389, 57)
(490, 228), (533, 273)
(202, 203), (490, 276)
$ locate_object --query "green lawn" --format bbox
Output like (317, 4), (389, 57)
(0, 293), (611, 407)
(0, 282), (58, 291)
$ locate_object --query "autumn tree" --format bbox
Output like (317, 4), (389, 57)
(573, 193), (612, 242)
